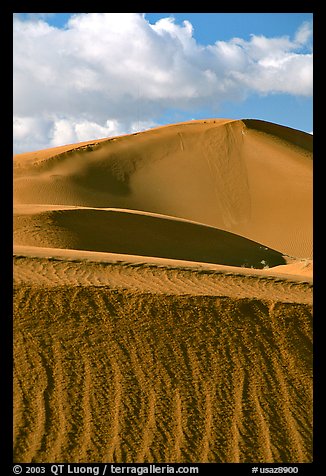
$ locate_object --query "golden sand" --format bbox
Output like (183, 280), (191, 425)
(13, 119), (312, 463)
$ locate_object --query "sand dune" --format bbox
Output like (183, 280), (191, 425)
(14, 205), (287, 269)
(14, 118), (312, 258)
(13, 118), (313, 463)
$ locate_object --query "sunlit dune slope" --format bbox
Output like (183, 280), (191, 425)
(14, 206), (286, 268)
(14, 118), (312, 258)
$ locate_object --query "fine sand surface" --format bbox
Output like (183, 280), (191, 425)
(13, 118), (313, 463)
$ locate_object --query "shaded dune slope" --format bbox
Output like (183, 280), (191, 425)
(14, 286), (312, 463)
(14, 118), (312, 258)
(242, 119), (313, 152)
(14, 207), (286, 268)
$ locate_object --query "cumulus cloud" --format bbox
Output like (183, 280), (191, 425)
(13, 13), (313, 153)
(50, 118), (157, 146)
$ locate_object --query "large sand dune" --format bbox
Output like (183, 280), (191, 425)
(13, 119), (313, 463)
(14, 118), (312, 258)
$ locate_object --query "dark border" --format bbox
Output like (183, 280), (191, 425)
(7, 3), (320, 474)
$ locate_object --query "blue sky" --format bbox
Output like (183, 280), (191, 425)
(13, 13), (313, 153)
(146, 13), (312, 45)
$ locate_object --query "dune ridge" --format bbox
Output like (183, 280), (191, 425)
(13, 253), (312, 304)
(242, 119), (313, 152)
(13, 118), (313, 463)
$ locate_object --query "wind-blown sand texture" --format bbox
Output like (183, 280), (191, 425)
(13, 118), (313, 463)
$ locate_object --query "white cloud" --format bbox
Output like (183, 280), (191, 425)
(295, 21), (313, 46)
(13, 116), (54, 152)
(50, 118), (157, 147)
(13, 13), (313, 153)
(50, 118), (121, 147)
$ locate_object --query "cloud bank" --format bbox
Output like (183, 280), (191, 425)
(13, 13), (313, 153)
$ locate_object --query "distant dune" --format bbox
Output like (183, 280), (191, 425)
(13, 119), (313, 463)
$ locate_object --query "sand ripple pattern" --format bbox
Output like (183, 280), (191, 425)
(14, 256), (312, 305)
(14, 286), (312, 463)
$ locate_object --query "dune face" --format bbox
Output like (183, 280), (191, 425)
(13, 118), (313, 463)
